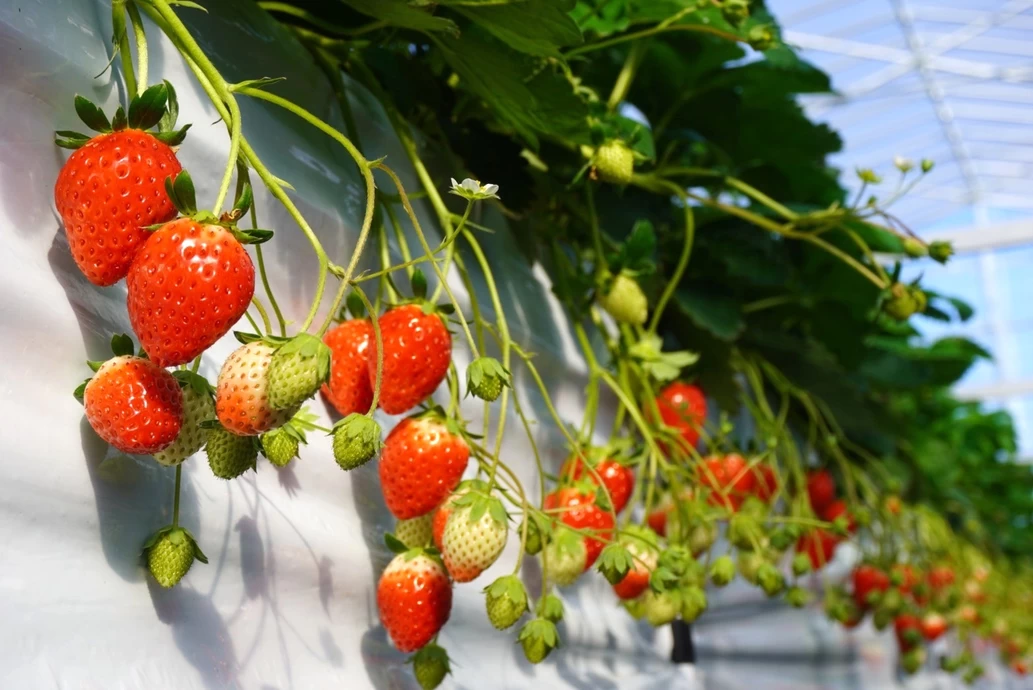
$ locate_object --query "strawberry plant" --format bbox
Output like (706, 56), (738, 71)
(56, 0), (1033, 686)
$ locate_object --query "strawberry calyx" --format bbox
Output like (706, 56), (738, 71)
(74, 333), (143, 403)
(384, 533), (445, 567)
(141, 524), (208, 564)
(385, 269), (456, 322)
(55, 81), (190, 150)
(465, 356), (511, 402)
(153, 171), (273, 245)
(449, 490), (509, 527)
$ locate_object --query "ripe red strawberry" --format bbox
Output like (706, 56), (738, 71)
(796, 529), (839, 571)
(216, 342), (298, 436)
(751, 464), (779, 502)
(370, 304), (451, 414)
(612, 528), (659, 601)
(892, 564), (921, 595)
(852, 564), (891, 609)
(700, 454), (755, 512)
(441, 494), (509, 582)
(83, 355), (183, 454)
(655, 382), (706, 454)
(820, 499), (857, 533)
(920, 612), (948, 641)
(927, 565), (955, 589)
(127, 218), (255, 366)
(377, 551), (452, 653)
(321, 319), (374, 417)
(894, 613), (922, 652)
(544, 487), (615, 569)
(807, 469), (836, 512)
(380, 416), (470, 519)
(561, 455), (634, 514)
(55, 129), (181, 286)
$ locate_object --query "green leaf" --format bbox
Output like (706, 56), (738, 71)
(384, 532), (409, 554)
(55, 130), (91, 149)
(455, 0), (583, 58)
(435, 27), (590, 148)
(153, 124), (191, 146)
(128, 82), (168, 130)
(231, 77), (287, 92)
(111, 106), (128, 132)
(110, 333), (135, 357)
(411, 269), (428, 300)
(675, 288), (745, 341)
(340, 0), (458, 35)
(159, 80), (179, 133)
(166, 170), (197, 216)
(74, 95), (111, 133)
(346, 291), (367, 320)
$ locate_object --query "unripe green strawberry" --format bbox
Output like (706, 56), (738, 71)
(643, 590), (679, 626)
(484, 575), (529, 630)
(710, 554), (736, 587)
(411, 643), (451, 690)
(206, 425), (258, 479)
(721, 0), (750, 25)
(883, 283), (926, 321)
(738, 550), (765, 585)
(792, 553), (813, 577)
(758, 562), (786, 596)
(594, 140), (634, 185)
(902, 647), (926, 675)
(681, 585), (707, 622)
(144, 527), (207, 588)
(786, 586), (811, 608)
(597, 272), (647, 326)
(518, 618), (559, 664)
(521, 515), (545, 555)
(441, 494), (509, 582)
(543, 530), (587, 586)
(154, 372), (215, 466)
(267, 333), (332, 410)
(465, 356), (510, 402)
(261, 427), (300, 467)
(332, 413), (382, 470)
(396, 514), (433, 548)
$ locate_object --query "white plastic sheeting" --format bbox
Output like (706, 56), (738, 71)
(0, 2), (686, 688)
(0, 2), (1024, 689)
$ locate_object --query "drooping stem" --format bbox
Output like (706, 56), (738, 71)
(172, 464), (182, 528)
(374, 164), (480, 357)
(113, 2), (137, 98)
(430, 200), (473, 303)
(233, 87), (375, 336)
(250, 296), (272, 334)
(125, 2), (148, 96)
(649, 182), (695, 333)
(351, 284), (384, 414)
(607, 40), (645, 111)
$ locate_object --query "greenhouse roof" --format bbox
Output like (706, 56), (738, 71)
(770, 0), (1033, 453)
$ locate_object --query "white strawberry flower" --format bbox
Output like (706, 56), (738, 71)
(893, 155), (914, 173)
(450, 177), (500, 201)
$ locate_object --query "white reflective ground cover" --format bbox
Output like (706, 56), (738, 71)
(0, 2), (1023, 689)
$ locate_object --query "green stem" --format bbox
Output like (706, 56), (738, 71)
(725, 177), (797, 220)
(113, 2), (137, 99)
(351, 285), (383, 414)
(430, 200), (472, 303)
(125, 2), (148, 96)
(254, 245), (286, 336)
(648, 182), (694, 333)
(464, 230), (513, 481)
(142, 1), (330, 330)
(565, 21), (742, 58)
(172, 464), (182, 528)
(374, 163), (480, 357)
(251, 296), (272, 334)
(606, 41), (645, 111)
